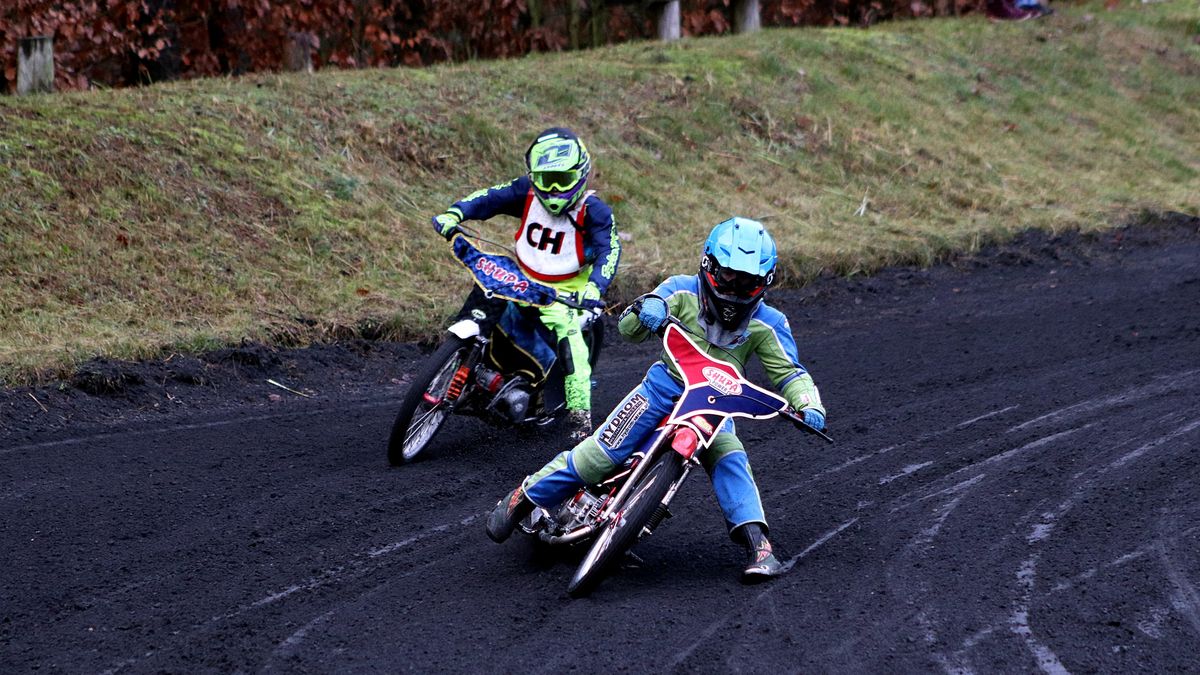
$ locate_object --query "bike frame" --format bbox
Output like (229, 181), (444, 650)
(593, 320), (795, 521)
(535, 319), (831, 545)
(439, 230), (601, 415)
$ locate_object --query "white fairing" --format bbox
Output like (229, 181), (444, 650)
(447, 319), (481, 339)
(577, 308), (600, 330)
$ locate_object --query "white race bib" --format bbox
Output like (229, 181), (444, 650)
(515, 190), (594, 281)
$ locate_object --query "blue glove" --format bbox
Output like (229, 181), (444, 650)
(577, 282), (604, 311)
(431, 212), (461, 240)
(802, 408), (826, 431)
(637, 296), (669, 333)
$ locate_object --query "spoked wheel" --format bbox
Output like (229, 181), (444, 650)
(567, 451), (686, 597)
(387, 336), (471, 466)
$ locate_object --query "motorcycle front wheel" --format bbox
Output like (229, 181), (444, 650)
(567, 451), (686, 597)
(387, 336), (471, 466)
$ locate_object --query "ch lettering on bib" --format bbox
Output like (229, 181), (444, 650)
(515, 189), (593, 281)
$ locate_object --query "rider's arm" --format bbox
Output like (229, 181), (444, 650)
(752, 310), (826, 417)
(579, 196), (620, 295)
(617, 276), (690, 343)
(618, 296), (656, 343)
(446, 176), (531, 222)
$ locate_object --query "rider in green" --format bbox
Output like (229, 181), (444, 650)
(486, 218), (827, 581)
(430, 128), (620, 439)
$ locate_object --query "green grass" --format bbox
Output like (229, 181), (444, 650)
(1, 0), (1198, 383)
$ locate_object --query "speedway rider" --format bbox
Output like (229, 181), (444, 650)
(485, 218), (826, 581)
(431, 128), (620, 440)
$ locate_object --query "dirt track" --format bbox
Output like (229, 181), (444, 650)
(3, 215), (1199, 673)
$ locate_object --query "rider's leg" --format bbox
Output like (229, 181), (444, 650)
(699, 431), (783, 581)
(536, 301), (593, 439)
(487, 364), (682, 542)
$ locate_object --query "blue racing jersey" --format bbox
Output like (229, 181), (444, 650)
(444, 176), (621, 295)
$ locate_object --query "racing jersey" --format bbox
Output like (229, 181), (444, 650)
(617, 274), (825, 416)
(446, 176), (620, 294)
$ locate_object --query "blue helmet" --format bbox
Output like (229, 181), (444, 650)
(699, 217), (777, 330)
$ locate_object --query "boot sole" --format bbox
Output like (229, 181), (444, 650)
(741, 565), (784, 584)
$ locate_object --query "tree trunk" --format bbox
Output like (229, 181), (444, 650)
(591, 3), (607, 48)
(733, 0), (761, 33)
(569, 0), (580, 50)
(653, 1), (681, 42)
(18, 36), (54, 95)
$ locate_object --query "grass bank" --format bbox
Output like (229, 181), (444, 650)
(1, 1), (1197, 382)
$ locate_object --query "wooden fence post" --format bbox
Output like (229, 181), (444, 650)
(17, 36), (54, 95)
(733, 0), (761, 33)
(652, 1), (682, 42)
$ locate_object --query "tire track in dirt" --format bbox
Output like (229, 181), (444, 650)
(5, 221), (1200, 672)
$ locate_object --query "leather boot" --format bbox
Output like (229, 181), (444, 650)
(735, 523), (784, 582)
(485, 485), (534, 543)
(566, 409), (592, 442)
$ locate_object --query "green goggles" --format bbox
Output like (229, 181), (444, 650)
(531, 169), (581, 193)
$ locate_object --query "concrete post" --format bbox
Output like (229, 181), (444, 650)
(654, 1), (682, 42)
(284, 32), (315, 73)
(17, 36), (54, 95)
(733, 0), (761, 33)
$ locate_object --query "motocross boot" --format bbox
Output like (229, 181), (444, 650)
(486, 485), (535, 543)
(566, 409), (593, 442)
(735, 523), (784, 583)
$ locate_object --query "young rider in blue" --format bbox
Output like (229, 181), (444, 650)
(431, 128), (620, 440)
(485, 218), (827, 581)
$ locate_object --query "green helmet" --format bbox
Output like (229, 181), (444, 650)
(525, 128), (592, 216)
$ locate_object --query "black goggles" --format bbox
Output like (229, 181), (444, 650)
(706, 263), (767, 298)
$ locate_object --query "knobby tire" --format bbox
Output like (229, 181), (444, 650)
(567, 451), (686, 597)
(387, 336), (469, 466)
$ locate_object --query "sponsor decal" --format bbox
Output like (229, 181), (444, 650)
(690, 415), (714, 435)
(525, 222), (566, 254)
(600, 228), (619, 279)
(599, 393), (649, 448)
(702, 366), (742, 396)
(471, 309), (487, 320)
(475, 258), (530, 293)
(756, 542), (773, 562)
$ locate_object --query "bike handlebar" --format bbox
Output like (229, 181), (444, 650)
(554, 294), (605, 312)
(780, 406), (835, 443)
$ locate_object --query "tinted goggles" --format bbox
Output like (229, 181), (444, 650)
(706, 265), (767, 298)
(531, 169), (580, 193)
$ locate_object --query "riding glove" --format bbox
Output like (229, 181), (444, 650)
(577, 282), (604, 311)
(431, 212), (461, 240)
(637, 296), (669, 333)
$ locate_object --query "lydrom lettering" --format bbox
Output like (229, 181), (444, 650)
(599, 393), (649, 448)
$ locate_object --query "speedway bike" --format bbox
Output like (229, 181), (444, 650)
(386, 230), (603, 466)
(517, 317), (832, 597)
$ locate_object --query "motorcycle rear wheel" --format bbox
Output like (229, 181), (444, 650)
(567, 451), (685, 597)
(387, 336), (470, 466)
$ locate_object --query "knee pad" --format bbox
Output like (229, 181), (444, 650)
(569, 437), (617, 484)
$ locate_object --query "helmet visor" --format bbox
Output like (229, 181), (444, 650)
(706, 265), (766, 299)
(531, 169), (581, 194)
